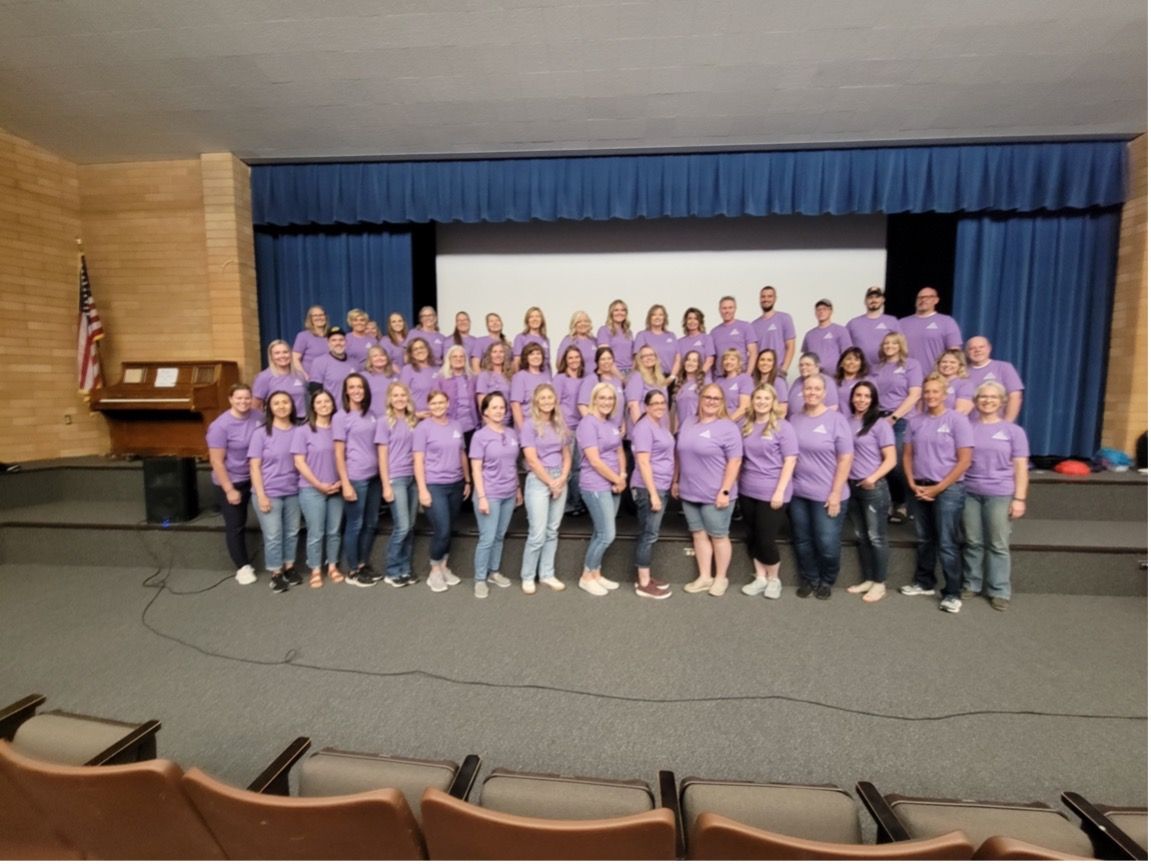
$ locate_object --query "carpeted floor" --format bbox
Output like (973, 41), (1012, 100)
(1, 561), (1145, 817)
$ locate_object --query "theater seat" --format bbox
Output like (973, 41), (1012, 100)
(420, 767), (679, 859)
(680, 775), (973, 859)
(0, 692), (160, 766)
(972, 835), (1094, 860)
(1061, 791), (1148, 860)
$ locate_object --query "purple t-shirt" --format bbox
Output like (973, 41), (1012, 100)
(675, 418), (742, 502)
(206, 410), (261, 484)
(510, 369), (553, 412)
(739, 419), (798, 503)
(677, 333), (716, 368)
(848, 415), (896, 481)
(576, 414), (623, 492)
(899, 313), (963, 372)
(364, 371), (397, 412)
(469, 335), (510, 366)
(630, 416), (675, 490)
(554, 373), (585, 430)
(512, 333), (551, 367)
(474, 370), (514, 426)
(847, 314), (902, 365)
(672, 374), (711, 427)
(802, 323), (853, 373)
(789, 410), (853, 502)
(908, 409), (975, 482)
(750, 313), (795, 368)
(375, 415), (415, 479)
(381, 338), (407, 371)
(717, 373), (754, 416)
(436, 373), (477, 433)
(595, 325), (635, 374)
(943, 376), (974, 411)
(966, 421), (1029, 497)
(873, 358), (925, 414)
(837, 375), (873, 416)
(787, 373), (838, 416)
(345, 332), (378, 368)
(331, 409), (378, 482)
(968, 360), (1025, 394)
(520, 419), (567, 470)
(578, 375), (625, 425)
(247, 425), (299, 498)
(633, 330), (680, 375)
(624, 373), (670, 434)
(292, 330), (328, 375)
(405, 329), (447, 365)
(291, 423), (337, 488)
(252, 368), (309, 417)
(469, 425), (520, 500)
(400, 365), (437, 413)
(556, 335), (597, 374)
(413, 418), (465, 484)
(309, 352), (357, 401)
(711, 319), (757, 364)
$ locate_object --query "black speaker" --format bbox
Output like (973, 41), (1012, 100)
(142, 457), (199, 524)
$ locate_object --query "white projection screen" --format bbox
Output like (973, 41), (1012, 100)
(436, 215), (886, 367)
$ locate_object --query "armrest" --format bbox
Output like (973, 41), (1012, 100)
(856, 781), (911, 842)
(447, 753), (481, 800)
(1061, 792), (1146, 860)
(85, 719), (161, 765)
(658, 770), (684, 859)
(247, 736), (311, 795)
(0, 694), (45, 741)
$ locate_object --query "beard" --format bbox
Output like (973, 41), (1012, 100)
(760, 301), (774, 312)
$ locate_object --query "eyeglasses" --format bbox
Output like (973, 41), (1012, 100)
(701, 395), (723, 402)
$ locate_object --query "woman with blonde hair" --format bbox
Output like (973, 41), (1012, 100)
(576, 381), (627, 595)
(254, 338), (309, 416)
(874, 331), (924, 524)
(936, 348), (974, 414)
(292, 305), (329, 376)
(556, 310), (597, 373)
(634, 303), (680, 377)
(406, 305), (447, 364)
(596, 299), (635, 376)
(363, 345), (398, 409)
(346, 308), (378, 367)
(520, 383), (572, 593)
(625, 345), (671, 435)
(715, 347), (754, 422)
(513, 306), (550, 370)
(376, 381), (420, 587)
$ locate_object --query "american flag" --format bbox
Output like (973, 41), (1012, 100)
(77, 253), (104, 393)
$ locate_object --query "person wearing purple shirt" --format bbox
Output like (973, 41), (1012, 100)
(715, 348), (754, 422)
(414, 390), (472, 593)
(629, 392), (675, 599)
(899, 373), (974, 612)
(625, 347), (672, 437)
(206, 383), (262, 585)
(362, 346), (399, 410)
(474, 341), (515, 427)
(847, 287), (902, 364)
(679, 307), (716, 374)
(436, 344), (478, 437)
(512, 306), (550, 371)
(520, 384), (572, 594)
(291, 305), (329, 376)
(962, 381), (1030, 610)
(448, 310), (476, 362)
(596, 299), (635, 375)
(556, 310), (598, 375)
(751, 286), (795, 378)
(801, 299), (853, 373)
(376, 381), (420, 588)
(788, 375), (854, 599)
(786, 353), (838, 417)
(400, 337), (438, 418)
(737, 384), (798, 601)
(843, 381), (897, 603)
(577, 383), (627, 596)
(899, 286), (963, 373)
(345, 308), (379, 368)
(293, 388), (344, 589)
(253, 339), (310, 417)
(510, 343), (552, 430)
(672, 351), (711, 432)
(382, 312), (409, 372)
(935, 349), (975, 414)
(406, 305), (448, 365)
(751, 348), (788, 407)
(469, 312), (510, 373)
(578, 347), (626, 429)
(634, 304), (681, 377)
(873, 332), (924, 524)
(247, 392), (302, 594)
(675, 383), (743, 597)
(965, 336), (1025, 422)
(333, 374), (381, 586)
(310, 327), (358, 401)
(468, 393), (521, 599)
(555, 346), (588, 515)
(712, 295), (758, 375)
(834, 347), (871, 417)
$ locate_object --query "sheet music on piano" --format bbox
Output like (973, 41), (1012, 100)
(154, 367), (179, 388)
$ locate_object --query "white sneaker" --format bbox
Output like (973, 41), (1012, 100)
(489, 572), (512, 588)
(427, 570), (448, 593)
(939, 596), (962, 614)
(763, 576), (783, 600)
(235, 564), (257, 585)
(521, 580), (537, 595)
(741, 576), (768, 596)
(597, 575), (620, 590)
(442, 566), (461, 587)
(900, 583), (935, 597)
(579, 577), (608, 596)
(540, 576), (566, 592)
(684, 576), (714, 594)
(707, 577), (729, 597)
(474, 581), (489, 599)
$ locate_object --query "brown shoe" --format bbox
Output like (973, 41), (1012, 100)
(635, 581), (671, 600)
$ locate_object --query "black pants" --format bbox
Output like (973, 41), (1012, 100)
(740, 494), (787, 566)
(216, 481), (252, 569)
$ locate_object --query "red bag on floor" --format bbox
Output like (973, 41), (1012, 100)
(1053, 459), (1091, 475)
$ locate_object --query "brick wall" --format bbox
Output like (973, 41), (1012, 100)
(1101, 135), (1148, 455)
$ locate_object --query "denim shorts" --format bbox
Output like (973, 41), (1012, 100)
(681, 500), (733, 538)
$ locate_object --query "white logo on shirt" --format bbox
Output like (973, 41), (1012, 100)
(992, 430), (1010, 441)
(982, 372), (996, 381)
(926, 322), (939, 330)
(894, 368), (905, 375)
(767, 323), (777, 331)
(813, 424), (827, 434)
(728, 328), (739, 335)
(876, 322), (888, 330)
(823, 332), (833, 340)
(692, 339), (703, 347)
(699, 429), (712, 439)
(937, 423), (952, 436)
(452, 431), (462, 439)
(664, 335), (674, 343)
(728, 383), (738, 390)
(612, 428), (620, 436)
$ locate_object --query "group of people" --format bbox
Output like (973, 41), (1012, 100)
(206, 285), (1030, 613)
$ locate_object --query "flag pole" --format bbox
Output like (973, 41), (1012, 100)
(77, 237), (106, 399)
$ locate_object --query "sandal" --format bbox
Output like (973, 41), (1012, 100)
(309, 568), (323, 589)
(328, 567), (345, 584)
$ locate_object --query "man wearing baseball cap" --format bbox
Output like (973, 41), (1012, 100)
(801, 298), (852, 372)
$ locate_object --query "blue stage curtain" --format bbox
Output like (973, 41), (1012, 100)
(255, 228), (414, 350)
(251, 142), (1127, 226)
(953, 209), (1121, 457)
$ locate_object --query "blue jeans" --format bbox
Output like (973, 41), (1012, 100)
(342, 477), (381, 571)
(962, 493), (1012, 599)
(581, 489), (620, 571)
(632, 486), (670, 569)
(889, 417), (908, 508)
(473, 496), (516, 580)
(847, 479), (891, 583)
(522, 469), (567, 581)
(788, 496), (846, 587)
(252, 494), (302, 572)
(385, 476), (418, 577)
(298, 486), (343, 570)
(908, 482), (966, 599)
(427, 482), (464, 562)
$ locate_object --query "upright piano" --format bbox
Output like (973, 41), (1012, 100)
(91, 361), (240, 457)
